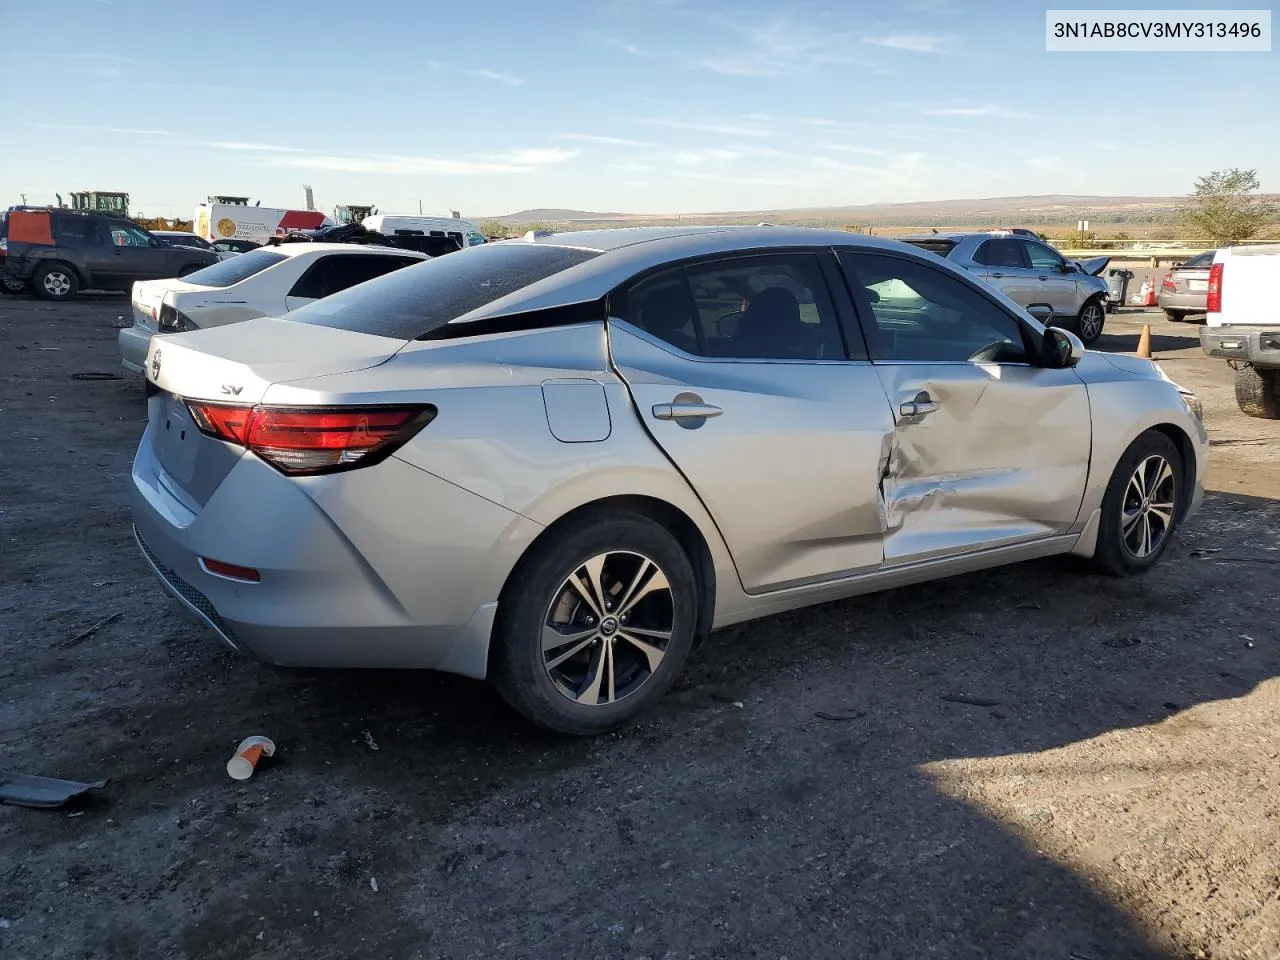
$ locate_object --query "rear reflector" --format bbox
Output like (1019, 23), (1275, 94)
(1206, 262), (1223, 313)
(185, 402), (435, 475)
(200, 557), (261, 582)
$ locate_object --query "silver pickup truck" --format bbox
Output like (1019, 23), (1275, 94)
(1199, 244), (1280, 419)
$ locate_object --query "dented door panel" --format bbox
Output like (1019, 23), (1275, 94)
(872, 362), (1091, 565)
(609, 323), (894, 593)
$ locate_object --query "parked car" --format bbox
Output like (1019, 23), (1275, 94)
(152, 230), (223, 254)
(1157, 250), (1215, 322)
(900, 231), (1111, 345)
(129, 227), (1207, 734)
(212, 237), (260, 257)
(0, 207), (218, 300)
(1199, 243), (1280, 418)
(117, 243), (428, 375)
(269, 221), (465, 258)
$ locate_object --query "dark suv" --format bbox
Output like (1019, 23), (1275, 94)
(0, 207), (219, 301)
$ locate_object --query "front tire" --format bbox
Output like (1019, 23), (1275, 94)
(1072, 296), (1106, 345)
(33, 263), (79, 301)
(490, 511), (699, 735)
(1235, 364), (1280, 419)
(1091, 431), (1183, 577)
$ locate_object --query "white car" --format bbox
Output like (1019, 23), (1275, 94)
(118, 243), (428, 375)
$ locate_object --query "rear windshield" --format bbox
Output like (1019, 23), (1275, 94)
(180, 249), (288, 287)
(902, 239), (957, 258)
(1179, 251), (1215, 268)
(287, 243), (600, 340)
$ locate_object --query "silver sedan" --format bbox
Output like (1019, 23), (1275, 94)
(130, 227), (1206, 734)
(901, 231), (1111, 345)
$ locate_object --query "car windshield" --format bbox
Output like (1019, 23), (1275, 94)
(288, 243), (601, 340)
(179, 249), (288, 287)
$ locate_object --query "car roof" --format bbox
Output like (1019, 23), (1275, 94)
(448, 226), (964, 326)
(265, 242), (431, 259)
(897, 230), (1029, 242)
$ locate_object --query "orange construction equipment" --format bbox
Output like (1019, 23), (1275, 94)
(1136, 323), (1152, 359)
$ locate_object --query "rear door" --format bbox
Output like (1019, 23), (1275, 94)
(970, 237), (1032, 304)
(607, 250), (895, 593)
(284, 253), (423, 312)
(1020, 239), (1079, 318)
(835, 249), (1090, 565)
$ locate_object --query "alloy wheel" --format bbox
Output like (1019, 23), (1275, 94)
(43, 271), (71, 297)
(541, 550), (675, 706)
(1120, 454), (1176, 558)
(1079, 303), (1104, 341)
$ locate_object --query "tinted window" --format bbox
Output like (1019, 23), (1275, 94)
(288, 243), (600, 340)
(974, 239), (1026, 268)
(902, 239), (956, 259)
(839, 252), (1028, 364)
(288, 254), (422, 299)
(54, 216), (104, 247)
(617, 254), (845, 361)
(180, 249), (288, 288)
(164, 234), (213, 250)
(1020, 240), (1065, 272)
(1180, 251), (1215, 268)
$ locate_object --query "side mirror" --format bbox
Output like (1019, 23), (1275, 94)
(1041, 327), (1084, 369)
(1026, 304), (1055, 324)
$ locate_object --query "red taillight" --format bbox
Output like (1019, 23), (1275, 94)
(1206, 262), (1223, 313)
(185, 402), (435, 475)
(1161, 272), (1175, 291)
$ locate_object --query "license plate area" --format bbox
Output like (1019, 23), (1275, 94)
(153, 393), (201, 485)
(1188, 279), (1208, 291)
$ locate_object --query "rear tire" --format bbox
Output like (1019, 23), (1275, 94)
(1091, 430), (1183, 577)
(1163, 309), (1185, 323)
(490, 511), (699, 735)
(1235, 365), (1280, 420)
(33, 263), (79, 301)
(1072, 296), (1106, 345)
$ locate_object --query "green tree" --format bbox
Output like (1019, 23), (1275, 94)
(1180, 168), (1276, 244)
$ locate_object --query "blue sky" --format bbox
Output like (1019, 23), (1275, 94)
(3, 0), (1276, 218)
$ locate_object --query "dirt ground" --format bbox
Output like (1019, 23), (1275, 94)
(2, 294), (1279, 960)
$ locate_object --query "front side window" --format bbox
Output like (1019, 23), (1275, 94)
(616, 253), (846, 361)
(1021, 240), (1066, 272)
(111, 224), (153, 248)
(838, 251), (1029, 364)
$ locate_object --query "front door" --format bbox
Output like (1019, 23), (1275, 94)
(608, 251), (895, 593)
(102, 221), (168, 284)
(836, 249), (1091, 565)
(1021, 239), (1080, 319)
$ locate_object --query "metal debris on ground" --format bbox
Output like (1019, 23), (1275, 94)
(814, 710), (867, 722)
(362, 730), (380, 751)
(0, 773), (108, 809)
(71, 372), (121, 381)
(59, 612), (121, 648)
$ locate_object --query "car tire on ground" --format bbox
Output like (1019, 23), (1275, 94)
(32, 263), (79, 301)
(1164, 309), (1185, 323)
(1071, 296), (1107, 346)
(1235, 364), (1280, 420)
(1091, 430), (1183, 577)
(490, 510), (699, 735)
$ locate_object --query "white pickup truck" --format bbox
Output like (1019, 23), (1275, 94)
(1199, 244), (1280, 418)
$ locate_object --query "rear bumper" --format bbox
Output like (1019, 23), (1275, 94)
(1200, 325), (1280, 367)
(1157, 291), (1206, 312)
(118, 324), (151, 374)
(129, 424), (537, 678)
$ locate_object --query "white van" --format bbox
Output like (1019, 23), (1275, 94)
(360, 215), (487, 248)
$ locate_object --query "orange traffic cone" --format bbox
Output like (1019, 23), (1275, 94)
(1136, 323), (1152, 359)
(1143, 277), (1158, 307)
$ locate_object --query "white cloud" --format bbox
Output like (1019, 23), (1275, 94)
(473, 69), (525, 86)
(32, 122), (173, 137)
(678, 171), (807, 187)
(209, 141), (304, 153)
(924, 104), (1033, 119)
(672, 148), (741, 168)
(1028, 155), (1069, 173)
(645, 118), (773, 137)
(693, 16), (857, 77)
(558, 134), (655, 147)
(863, 33), (949, 53)
(488, 147), (579, 165)
(60, 52), (138, 64)
(253, 148), (576, 176)
(818, 144), (894, 157)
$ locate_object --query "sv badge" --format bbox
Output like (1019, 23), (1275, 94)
(220, 384), (244, 396)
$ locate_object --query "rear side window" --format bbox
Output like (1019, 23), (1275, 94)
(288, 254), (423, 299)
(180, 249), (289, 287)
(973, 239), (1027, 268)
(52, 215), (102, 247)
(288, 243), (600, 340)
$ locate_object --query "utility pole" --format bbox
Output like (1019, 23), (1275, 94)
(418, 199), (423, 215)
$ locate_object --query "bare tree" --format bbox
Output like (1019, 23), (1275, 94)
(1180, 168), (1276, 244)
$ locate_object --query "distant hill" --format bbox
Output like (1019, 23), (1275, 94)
(490, 208), (624, 224)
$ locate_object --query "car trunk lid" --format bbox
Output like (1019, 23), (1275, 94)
(131, 278), (211, 333)
(143, 317), (406, 506)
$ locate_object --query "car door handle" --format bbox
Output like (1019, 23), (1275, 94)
(1038, 275), (1050, 281)
(652, 402), (722, 421)
(989, 272), (1005, 278)
(899, 393), (940, 418)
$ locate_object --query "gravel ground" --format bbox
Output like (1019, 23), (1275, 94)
(2, 294), (1279, 960)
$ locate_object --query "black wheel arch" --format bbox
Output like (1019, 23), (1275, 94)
(1150, 422), (1197, 522)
